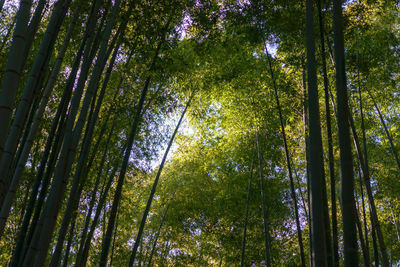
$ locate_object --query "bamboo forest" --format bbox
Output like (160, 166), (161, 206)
(0, 0), (399, 266)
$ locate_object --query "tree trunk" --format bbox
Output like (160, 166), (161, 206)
(240, 152), (254, 267)
(356, 41), (371, 265)
(99, 17), (171, 265)
(362, 90), (391, 267)
(0, 0), (32, 154)
(332, 0), (358, 265)
(348, 105), (389, 267)
(302, 69), (313, 267)
(22, 0), (119, 265)
(61, 209), (78, 267)
(109, 210), (119, 267)
(74, 120), (115, 264)
(355, 164), (370, 267)
(21, 0), (47, 67)
(256, 132), (272, 267)
(328, 75), (384, 267)
(74, 48), (132, 263)
(317, 1), (339, 266)
(266, 48), (305, 267)
(355, 196), (370, 267)
(75, 167), (117, 266)
(148, 202), (171, 266)
(128, 95), (193, 267)
(49, 35), (123, 267)
(371, 216), (380, 266)
(77, 162), (120, 267)
(306, 0), (327, 265)
(11, 100), (68, 266)
(48, 91), (97, 266)
(358, 163), (370, 265)
(0, 5), (79, 237)
(13, 90), (40, 171)
(0, 0), (71, 204)
(350, 113), (384, 267)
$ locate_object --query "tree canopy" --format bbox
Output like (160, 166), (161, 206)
(0, 0), (399, 266)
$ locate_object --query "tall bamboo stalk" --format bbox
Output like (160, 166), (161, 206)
(265, 47), (305, 267)
(240, 152), (254, 267)
(0, 0), (32, 155)
(333, 0), (358, 265)
(0, 0), (71, 204)
(256, 132), (272, 267)
(99, 17), (172, 265)
(128, 95), (193, 267)
(147, 202), (171, 266)
(317, 1), (339, 265)
(306, 0), (327, 265)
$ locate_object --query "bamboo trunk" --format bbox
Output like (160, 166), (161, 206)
(49, 36), (123, 267)
(266, 48), (305, 267)
(0, 0), (32, 154)
(240, 153), (254, 267)
(332, 0), (358, 265)
(0, 0), (71, 205)
(317, 1), (339, 265)
(99, 18), (171, 265)
(306, 0), (327, 265)
(147, 202), (171, 266)
(0, 5), (79, 236)
(127, 95), (193, 267)
(256, 132), (272, 267)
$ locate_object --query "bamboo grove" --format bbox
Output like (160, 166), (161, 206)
(0, 0), (399, 266)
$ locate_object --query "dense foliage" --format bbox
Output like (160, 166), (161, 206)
(0, 0), (399, 266)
